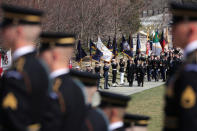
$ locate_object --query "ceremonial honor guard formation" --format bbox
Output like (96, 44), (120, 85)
(0, 1), (197, 131)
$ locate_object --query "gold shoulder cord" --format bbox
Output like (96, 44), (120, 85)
(53, 78), (66, 113)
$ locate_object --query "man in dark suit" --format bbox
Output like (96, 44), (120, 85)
(126, 59), (135, 87)
(164, 2), (197, 131)
(99, 91), (131, 131)
(39, 32), (87, 131)
(0, 4), (51, 131)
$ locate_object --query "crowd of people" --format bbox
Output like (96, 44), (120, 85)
(0, 3), (151, 131)
(75, 49), (183, 89)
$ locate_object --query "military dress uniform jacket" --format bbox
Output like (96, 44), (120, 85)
(95, 66), (101, 74)
(119, 62), (125, 73)
(50, 72), (87, 131)
(0, 51), (51, 131)
(164, 49), (197, 131)
(82, 105), (109, 131)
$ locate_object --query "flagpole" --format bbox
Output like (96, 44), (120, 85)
(91, 56), (93, 66)
(80, 59), (82, 69)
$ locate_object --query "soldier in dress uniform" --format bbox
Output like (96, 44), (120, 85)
(111, 59), (118, 87)
(103, 61), (110, 89)
(123, 113), (150, 131)
(160, 56), (168, 82)
(164, 2), (197, 131)
(146, 57), (152, 81)
(119, 58), (125, 85)
(95, 62), (101, 89)
(126, 59), (135, 87)
(152, 56), (159, 82)
(0, 4), (51, 131)
(39, 32), (87, 131)
(86, 65), (93, 73)
(136, 60), (145, 87)
(70, 70), (109, 131)
(75, 66), (81, 71)
(99, 91), (131, 131)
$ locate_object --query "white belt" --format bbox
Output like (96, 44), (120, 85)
(113, 69), (117, 70)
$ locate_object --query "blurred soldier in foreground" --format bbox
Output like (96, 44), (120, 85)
(164, 2), (197, 131)
(70, 70), (109, 131)
(111, 59), (118, 87)
(39, 32), (86, 131)
(0, 4), (51, 131)
(99, 91), (131, 131)
(124, 114), (150, 131)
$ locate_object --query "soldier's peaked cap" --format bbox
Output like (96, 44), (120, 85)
(0, 4), (43, 28)
(39, 32), (76, 52)
(124, 113), (150, 127)
(70, 69), (99, 87)
(99, 91), (131, 108)
(170, 2), (197, 24)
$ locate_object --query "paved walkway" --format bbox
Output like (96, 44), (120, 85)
(100, 81), (165, 96)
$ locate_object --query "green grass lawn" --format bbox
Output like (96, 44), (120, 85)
(126, 85), (165, 131)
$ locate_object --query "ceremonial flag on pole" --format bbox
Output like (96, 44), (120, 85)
(120, 35), (126, 52)
(112, 36), (118, 57)
(89, 39), (96, 56)
(107, 37), (113, 52)
(128, 35), (133, 57)
(160, 31), (166, 52)
(92, 48), (103, 62)
(76, 40), (87, 62)
(152, 31), (162, 56)
(136, 33), (141, 55)
(146, 30), (150, 55)
(146, 41), (150, 56)
(96, 37), (113, 62)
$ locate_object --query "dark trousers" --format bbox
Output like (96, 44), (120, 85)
(104, 75), (109, 89)
(161, 69), (166, 81)
(112, 70), (117, 83)
(147, 70), (151, 81)
(127, 75), (134, 87)
(137, 76), (144, 87)
(97, 76), (100, 89)
(153, 69), (158, 81)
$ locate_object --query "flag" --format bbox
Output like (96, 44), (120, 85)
(89, 39), (96, 56)
(146, 40), (150, 55)
(76, 40), (87, 62)
(120, 35), (133, 58)
(136, 33), (141, 55)
(96, 37), (113, 62)
(128, 35), (133, 57)
(120, 35), (126, 52)
(107, 37), (113, 52)
(160, 31), (166, 52)
(152, 31), (162, 56)
(112, 36), (118, 57)
(92, 48), (103, 62)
